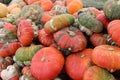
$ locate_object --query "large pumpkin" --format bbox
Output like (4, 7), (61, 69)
(107, 20), (120, 46)
(15, 44), (43, 62)
(44, 14), (75, 34)
(31, 47), (64, 80)
(103, 0), (120, 20)
(54, 27), (87, 52)
(92, 45), (120, 72)
(17, 19), (34, 46)
(78, 10), (103, 34)
(65, 51), (92, 80)
(83, 66), (116, 80)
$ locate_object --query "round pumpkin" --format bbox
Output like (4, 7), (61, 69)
(38, 29), (54, 46)
(31, 47), (64, 80)
(92, 45), (120, 72)
(0, 3), (8, 18)
(83, 66), (116, 80)
(103, 0), (120, 20)
(107, 20), (120, 46)
(67, 0), (83, 14)
(54, 27), (87, 52)
(17, 19), (34, 46)
(90, 33), (107, 47)
(44, 13), (75, 34)
(65, 52), (92, 80)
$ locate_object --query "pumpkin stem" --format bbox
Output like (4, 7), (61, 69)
(41, 57), (46, 62)
(67, 30), (76, 36)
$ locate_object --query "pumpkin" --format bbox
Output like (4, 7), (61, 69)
(80, 48), (93, 58)
(83, 66), (116, 80)
(40, 10), (56, 24)
(65, 51), (92, 80)
(31, 47), (64, 80)
(7, 42), (21, 56)
(103, 0), (120, 20)
(0, 0), (12, 4)
(22, 66), (32, 77)
(15, 44), (43, 62)
(0, 47), (10, 57)
(67, 0), (83, 14)
(1, 64), (20, 80)
(9, 0), (26, 8)
(38, 29), (54, 46)
(90, 33), (107, 47)
(54, 27), (87, 52)
(78, 10), (103, 35)
(107, 20), (120, 46)
(92, 45), (120, 72)
(17, 19), (34, 46)
(0, 3), (8, 18)
(20, 4), (43, 21)
(96, 13), (110, 28)
(0, 22), (17, 43)
(44, 14), (75, 34)
(7, 3), (21, 13)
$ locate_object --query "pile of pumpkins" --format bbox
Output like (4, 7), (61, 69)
(0, 0), (120, 80)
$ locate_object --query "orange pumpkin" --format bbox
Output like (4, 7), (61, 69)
(90, 33), (107, 47)
(81, 48), (93, 58)
(0, 3), (8, 18)
(31, 47), (64, 80)
(65, 52), (92, 80)
(67, 0), (83, 14)
(107, 20), (120, 46)
(92, 45), (120, 72)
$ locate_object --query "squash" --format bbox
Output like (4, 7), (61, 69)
(0, 3), (8, 18)
(103, 0), (120, 20)
(44, 14), (75, 34)
(54, 27), (87, 52)
(92, 45), (120, 72)
(20, 4), (43, 21)
(107, 20), (120, 46)
(15, 45), (43, 62)
(31, 47), (64, 80)
(38, 29), (54, 46)
(67, 0), (83, 14)
(78, 10), (103, 35)
(17, 19), (34, 46)
(83, 66), (116, 80)
(65, 52), (92, 80)
(90, 33), (107, 47)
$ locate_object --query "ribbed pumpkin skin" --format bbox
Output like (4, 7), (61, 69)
(38, 29), (54, 46)
(17, 20), (34, 46)
(65, 52), (92, 80)
(90, 33), (107, 47)
(44, 14), (75, 34)
(92, 45), (120, 72)
(83, 66), (116, 80)
(78, 10), (103, 33)
(31, 47), (64, 80)
(107, 20), (120, 46)
(15, 45), (43, 61)
(103, 0), (120, 20)
(54, 27), (87, 52)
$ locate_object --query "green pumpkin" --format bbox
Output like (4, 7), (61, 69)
(15, 45), (44, 62)
(103, 0), (120, 20)
(78, 10), (103, 35)
(20, 4), (43, 21)
(0, 0), (11, 4)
